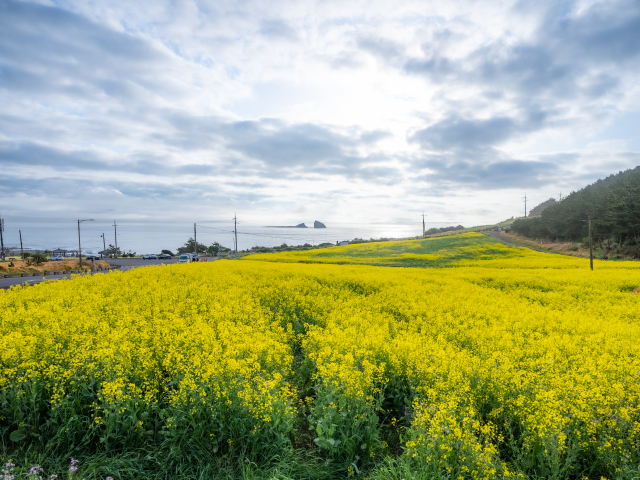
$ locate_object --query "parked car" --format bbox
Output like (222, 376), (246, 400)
(192, 253), (200, 262)
(143, 254), (157, 260)
(158, 253), (172, 259)
(85, 255), (100, 260)
(178, 253), (192, 263)
(51, 255), (64, 261)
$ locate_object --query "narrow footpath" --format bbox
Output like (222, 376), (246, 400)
(484, 231), (555, 254)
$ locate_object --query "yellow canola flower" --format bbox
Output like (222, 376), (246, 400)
(0, 234), (639, 478)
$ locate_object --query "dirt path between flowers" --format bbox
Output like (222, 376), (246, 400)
(484, 231), (556, 254)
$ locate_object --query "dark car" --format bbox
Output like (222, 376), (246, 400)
(158, 253), (172, 259)
(192, 254), (200, 262)
(85, 255), (101, 260)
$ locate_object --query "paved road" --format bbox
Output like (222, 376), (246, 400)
(0, 257), (220, 290)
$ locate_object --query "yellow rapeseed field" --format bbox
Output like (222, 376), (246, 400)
(1, 233), (639, 479)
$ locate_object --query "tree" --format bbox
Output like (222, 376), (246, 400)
(177, 238), (208, 254)
(33, 253), (48, 265)
(511, 166), (640, 243)
(105, 244), (123, 257)
(161, 249), (175, 256)
(206, 243), (221, 256)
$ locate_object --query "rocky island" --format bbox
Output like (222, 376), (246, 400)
(267, 223), (308, 228)
(314, 221), (326, 228)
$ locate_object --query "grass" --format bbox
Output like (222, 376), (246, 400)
(242, 232), (528, 268)
(503, 231), (640, 260)
(0, 259), (109, 275)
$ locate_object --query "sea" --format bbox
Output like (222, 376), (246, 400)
(0, 220), (424, 255)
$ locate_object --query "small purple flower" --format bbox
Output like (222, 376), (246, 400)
(106, 477), (114, 480)
(29, 466), (44, 475)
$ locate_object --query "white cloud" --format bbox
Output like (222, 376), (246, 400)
(0, 0), (638, 227)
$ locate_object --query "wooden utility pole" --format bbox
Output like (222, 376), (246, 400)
(588, 215), (593, 271)
(422, 212), (426, 237)
(523, 194), (527, 217)
(19, 230), (24, 260)
(194, 223), (197, 255)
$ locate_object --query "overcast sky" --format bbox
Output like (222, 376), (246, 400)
(1, 0), (639, 227)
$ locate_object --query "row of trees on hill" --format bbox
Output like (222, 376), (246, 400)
(528, 198), (557, 217)
(164, 238), (230, 256)
(426, 225), (465, 235)
(511, 167), (640, 243)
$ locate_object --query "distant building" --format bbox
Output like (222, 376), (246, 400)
(338, 241), (350, 246)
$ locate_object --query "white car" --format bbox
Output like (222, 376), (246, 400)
(178, 254), (192, 263)
(51, 255), (64, 261)
(143, 254), (157, 260)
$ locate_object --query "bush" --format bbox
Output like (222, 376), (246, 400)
(33, 254), (48, 265)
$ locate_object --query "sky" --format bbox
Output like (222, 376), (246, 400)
(1, 0), (639, 229)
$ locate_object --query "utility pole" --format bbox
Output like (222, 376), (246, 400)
(421, 212), (426, 237)
(588, 215), (593, 271)
(100, 233), (106, 258)
(194, 223), (197, 255)
(112, 220), (118, 252)
(0, 217), (4, 262)
(522, 194), (527, 217)
(19, 230), (24, 260)
(234, 214), (238, 253)
(559, 192), (562, 202)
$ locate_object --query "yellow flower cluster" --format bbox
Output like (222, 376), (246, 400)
(1, 233), (639, 478)
(0, 265), (296, 457)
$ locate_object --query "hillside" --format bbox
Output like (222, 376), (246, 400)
(511, 166), (640, 244)
(244, 232), (640, 269)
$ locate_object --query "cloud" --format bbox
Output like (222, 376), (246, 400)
(0, 0), (638, 228)
(259, 19), (298, 41)
(0, 0), (171, 102)
(415, 154), (558, 190)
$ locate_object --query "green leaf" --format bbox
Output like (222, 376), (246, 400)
(316, 425), (322, 435)
(10, 430), (26, 442)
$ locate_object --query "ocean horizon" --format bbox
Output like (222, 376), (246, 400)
(0, 220), (427, 255)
